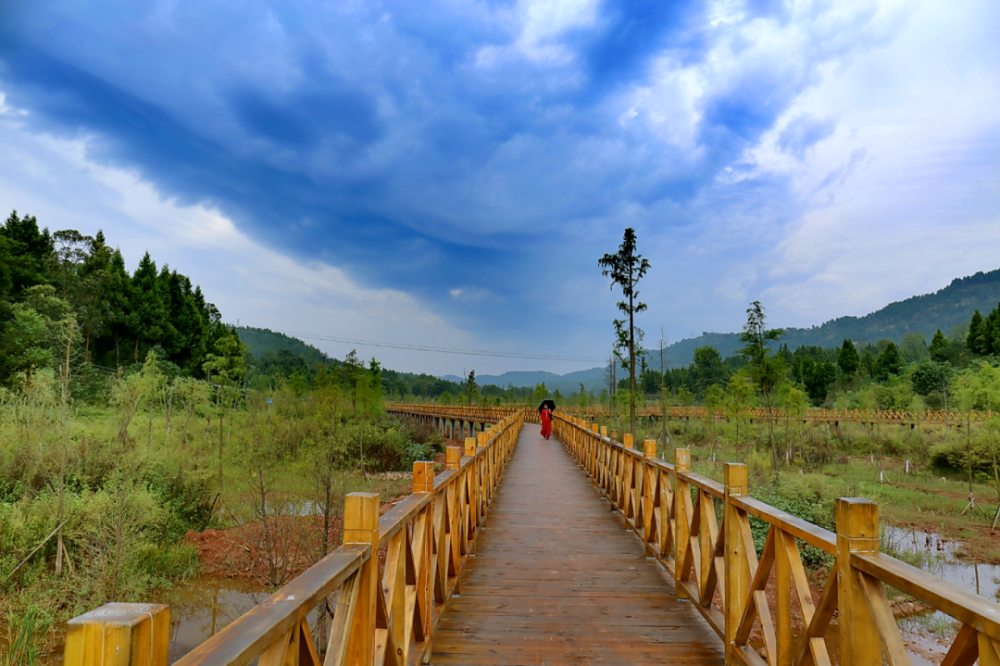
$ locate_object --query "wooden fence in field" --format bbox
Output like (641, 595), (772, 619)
(386, 402), (993, 428)
(565, 405), (992, 427)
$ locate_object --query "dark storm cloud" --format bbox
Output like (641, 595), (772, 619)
(0, 0), (923, 346)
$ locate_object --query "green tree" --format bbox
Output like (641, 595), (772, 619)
(203, 329), (249, 490)
(102, 249), (132, 368)
(968, 310), (988, 356)
(598, 227), (651, 436)
(439, 391), (453, 405)
(873, 341), (903, 381)
(703, 384), (725, 443)
(929, 329), (949, 363)
(77, 231), (114, 363)
(0, 210), (54, 299)
(738, 301), (785, 468)
(984, 304), (1000, 356)
(837, 339), (860, 376)
(127, 252), (168, 363)
(911, 360), (953, 408)
(776, 382), (808, 459)
(899, 333), (929, 364)
(725, 371), (755, 448)
(464, 370), (478, 405)
(692, 346), (727, 398)
(0, 286), (72, 380)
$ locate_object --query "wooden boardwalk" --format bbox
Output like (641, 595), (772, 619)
(430, 424), (726, 665)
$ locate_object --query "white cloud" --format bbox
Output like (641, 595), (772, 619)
(0, 112), (479, 374)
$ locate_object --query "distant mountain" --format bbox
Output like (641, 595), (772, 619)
(658, 267), (1000, 367)
(442, 367), (609, 395)
(239, 267), (1000, 394)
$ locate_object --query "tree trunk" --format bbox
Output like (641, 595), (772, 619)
(218, 387), (225, 492)
(629, 291), (636, 436)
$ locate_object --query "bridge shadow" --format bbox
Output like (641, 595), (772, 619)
(431, 423), (726, 665)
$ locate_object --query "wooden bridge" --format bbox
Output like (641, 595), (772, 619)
(66, 405), (1000, 666)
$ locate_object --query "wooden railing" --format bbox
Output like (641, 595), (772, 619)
(563, 405), (991, 426)
(384, 403), (521, 423)
(65, 410), (525, 666)
(553, 413), (1000, 666)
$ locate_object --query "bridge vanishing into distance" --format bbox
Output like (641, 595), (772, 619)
(66, 405), (1000, 666)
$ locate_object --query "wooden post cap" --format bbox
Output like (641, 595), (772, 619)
(643, 439), (656, 458)
(836, 498), (879, 545)
(590, 422), (598, 433)
(465, 437), (477, 456)
(65, 603), (170, 666)
(477, 431), (488, 448)
(674, 448), (691, 470)
(446, 445), (462, 470)
(413, 461), (434, 493)
(724, 463), (748, 492)
(344, 493), (380, 538)
(623, 433), (634, 449)
(610, 429), (620, 441)
(600, 426), (608, 438)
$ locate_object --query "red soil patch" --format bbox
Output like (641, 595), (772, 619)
(186, 496), (410, 583)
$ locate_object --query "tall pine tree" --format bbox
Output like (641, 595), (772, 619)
(126, 252), (168, 363)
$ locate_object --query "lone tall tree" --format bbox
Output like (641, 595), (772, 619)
(599, 228), (650, 436)
(739, 301), (784, 469)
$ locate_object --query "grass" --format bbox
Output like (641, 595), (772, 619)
(588, 410), (1000, 562)
(0, 606), (52, 666)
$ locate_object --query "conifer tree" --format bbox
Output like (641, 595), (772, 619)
(874, 341), (903, 381)
(837, 338), (859, 375)
(929, 329), (948, 363)
(103, 249), (132, 368)
(969, 310), (987, 355)
(127, 252), (167, 363)
(1, 210), (54, 297)
(985, 304), (1000, 356)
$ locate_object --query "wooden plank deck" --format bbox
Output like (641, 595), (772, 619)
(430, 423), (726, 665)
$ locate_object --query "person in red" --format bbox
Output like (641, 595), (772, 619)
(540, 405), (552, 440)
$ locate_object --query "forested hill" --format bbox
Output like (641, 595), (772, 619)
(236, 327), (330, 362)
(663, 267), (1000, 367)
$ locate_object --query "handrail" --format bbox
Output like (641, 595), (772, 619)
(384, 403), (520, 423)
(65, 410), (527, 666)
(553, 412), (1000, 666)
(561, 405), (993, 426)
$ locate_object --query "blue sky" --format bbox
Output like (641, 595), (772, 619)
(1, 0), (998, 376)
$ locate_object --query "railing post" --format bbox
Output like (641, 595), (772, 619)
(724, 463), (749, 665)
(446, 445), (462, 471)
(674, 448), (691, 600)
(413, 461), (434, 493)
(344, 492), (380, 666)
(600, 425), (608, 438)
(642, 439), (656, 458)
(623, 433), (634, 449)
(64, 603), (170, 666)
(836, 498), (880, 666)
(412, 461), (434, 652)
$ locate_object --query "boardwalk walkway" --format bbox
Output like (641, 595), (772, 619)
(431, 424), (726, 665)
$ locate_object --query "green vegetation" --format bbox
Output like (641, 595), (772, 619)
(567, 298), (1000, 556)
(662, 267), (1000, 365)
(0, 210), (451, 630)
